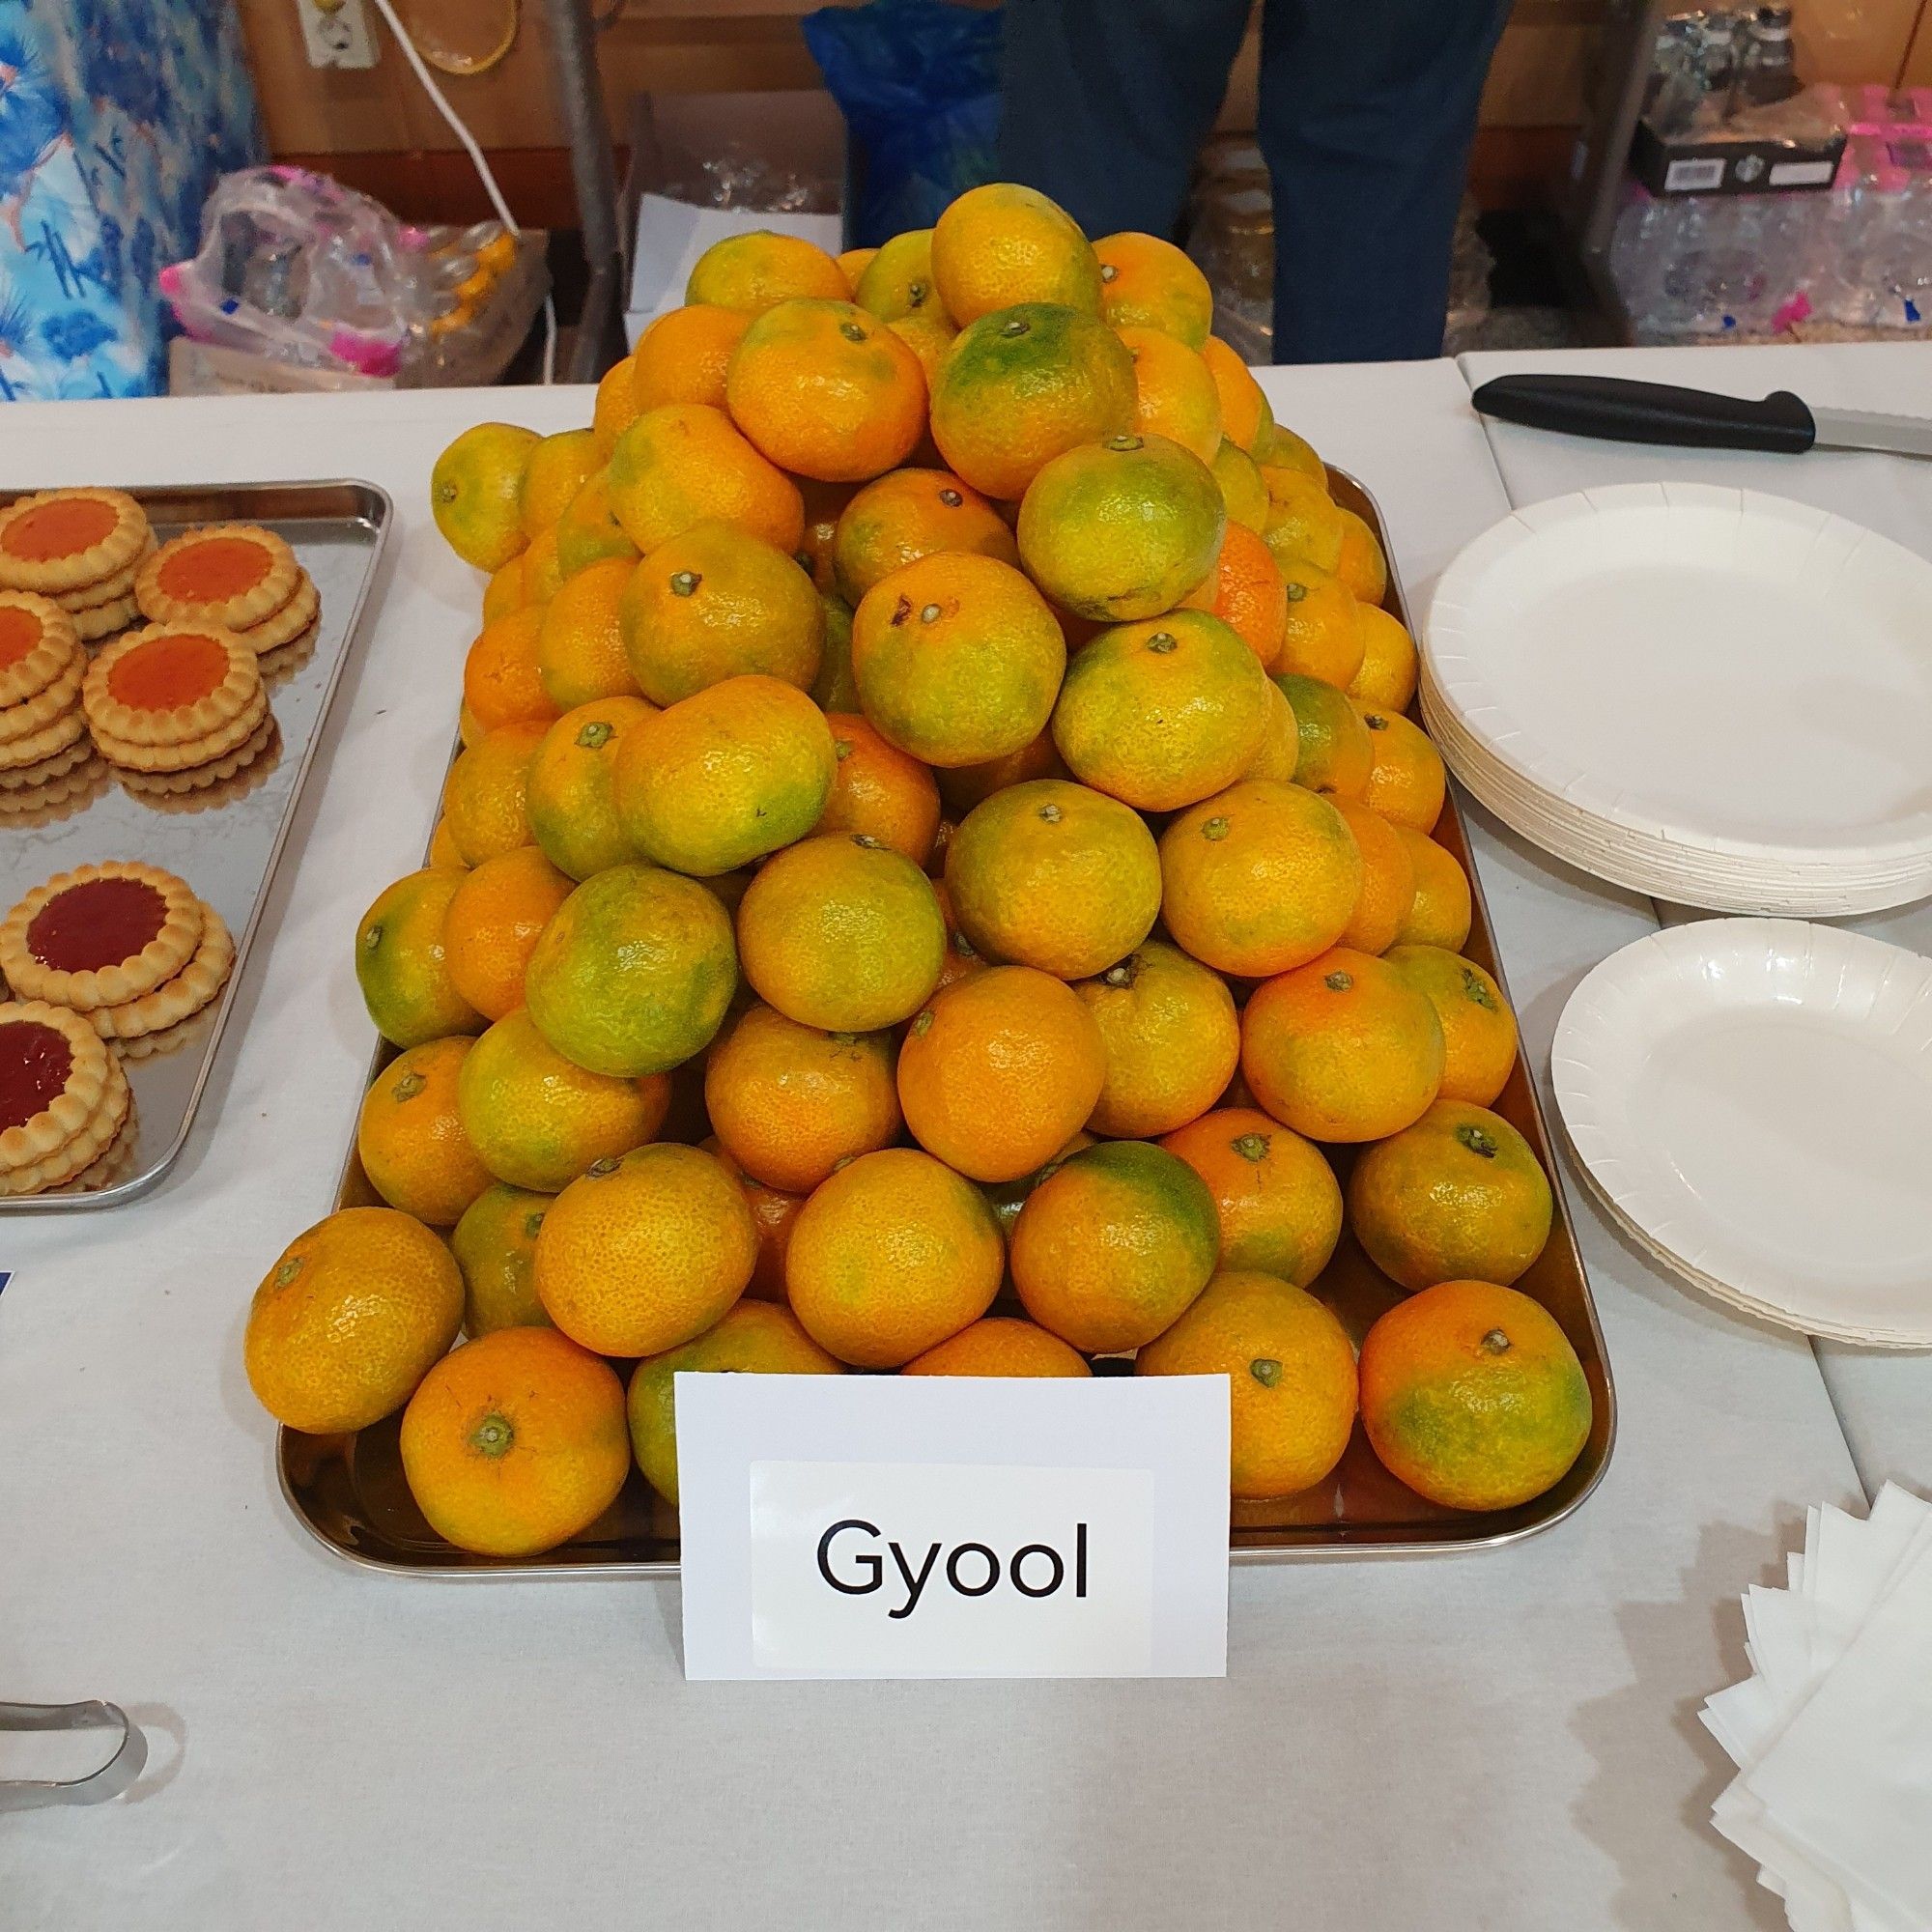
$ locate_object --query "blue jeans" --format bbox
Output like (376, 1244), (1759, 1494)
(997, 0), (1510, 362)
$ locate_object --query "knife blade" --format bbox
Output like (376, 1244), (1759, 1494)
(1470, 373), (1932, 460)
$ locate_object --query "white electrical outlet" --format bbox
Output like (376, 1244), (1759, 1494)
(298, 0), (378, 71)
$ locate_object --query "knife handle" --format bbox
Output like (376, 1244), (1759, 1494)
(1470, 374), (1817, 453)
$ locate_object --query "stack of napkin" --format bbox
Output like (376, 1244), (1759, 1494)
(1703, 1484), (1932, 1932)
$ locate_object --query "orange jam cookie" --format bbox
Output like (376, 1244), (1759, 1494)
(0, 652), (83, 746)
(83, 623), (263, 750)
(0, 707), (85, 773)
(117, 715), (280, 802)
(236, 571), (319, 656)
(0, 593), (80, 707)
(90, 905), (234, 1042)
(0, 490), (151, 596)
(0, 999), (128, 1195)
(59, 535), (155, 612)
(137, 525), (299, 632)
(0, 862), (204, 1011)
(70, 595), (141, 644)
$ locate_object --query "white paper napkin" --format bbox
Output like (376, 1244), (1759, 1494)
(1702, 1485), (1932, 1932)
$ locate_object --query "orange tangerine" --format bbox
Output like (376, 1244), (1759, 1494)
(441, 719), (548, 866)
(521, 523), (564, 605)
(832, 467), (1017, 605)
(520, 428), (599, 540)
(1272, 671), (1372, 800)
(903, 1317), (1091, 1378)
(933, 727), (1068, 816)
(1274, 560), (1365, 690)
(400, 1327), (631, 1556)
(945, 777), (1160, 980)
(456, 1008), (670, 1193)
(705, 1141), (805, 1303)
(1349, 605), (1420, 713)
(535, 1142), (757, 1355)
(819, 711), (943, 864)
(736, 831), (947, 1032)
(607, 403), (805, 557)
(431, 421), (538, 572)
(1333, 799), (1415, 956)
(441, 843), (574, 1022)
(630, 302), (751, 412)
(355, 867), (484, 1049)
(526, 696), (655, 881)
(244, 1207), (464, 1433)
(1010, 1140), (1220, 1352)
(1350, 1099), (1551, 1293)
(1051, 609), (1269, 811)
(618, 521), (824, 704)
(428, 817), (468, 870)
(628, 1301), (841, 1503)
(725, 298), (928, 483)
(1356, 702), (1445, 833)
(1334, 505), (1389, 607)
(1181, 520), (1286, 667)
(1383, 944), (1518, 1106)
(1076, 941), (1240, 1139)
(592, 355), (644, 457)
(1118, 326), (1222, 463)
(356, 1036), (494, 1227)
(483, 554), (526, 625)
(1242, 678), (1300, 783)
(928, 302), (1136, 499)
(1137, 1270), (1358, 1498)
(811, 591), (860, 712)
(554, 471), (639, 582)
(851, 552), (1065, 767)
(450, 1182), (553, 1336)
(464, 606), (558, 732)
(1393, 827), (1473, 952)
(1095, 231), (1213, 348)
(1262, 468), (1346, 575)
(1017, 431), (1225, 622)
(1259, 420), (1327, 483)
(685, 229), (849, 312)
(794, 476), (853, 593)
(615, 674), (836, 877)
(888, 311), (958, 390)
(897, 965), (1106, 1183)
(1211, 437), (1269, 534)
(1241, 946), (1445, 1143)
(1158, 778), (1360, 978)
(854, 228), (949, 324)
(537, 558), (640, 712)
(1159, 1106), (1343, 1289)
(703, 1001), (900, 1193)
(786, 1148), (1005, 1368)
(837, 245), (879, 295)
(524, 862), (738, 1077)
(930, 182), (1104, 323)
(1200, 335), (1267, 453)
(1359, 1280), (1592, 1512)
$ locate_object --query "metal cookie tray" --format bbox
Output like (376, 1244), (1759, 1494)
(1, 481), (393, 1209)
(279, 470), (1614, 1573)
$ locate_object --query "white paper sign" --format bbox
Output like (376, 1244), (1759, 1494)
(676, 1373), (1230, 1681)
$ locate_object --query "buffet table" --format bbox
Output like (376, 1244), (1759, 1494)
(1463, 341), (1932, 1503)
(0, 366), (1872, 1930)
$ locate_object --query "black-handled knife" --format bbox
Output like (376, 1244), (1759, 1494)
(1469, 372), (1932, 460)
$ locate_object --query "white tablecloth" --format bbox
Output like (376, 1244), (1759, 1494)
(0, 370), (1861, 1930)
(1463, 342), (1932, 1502)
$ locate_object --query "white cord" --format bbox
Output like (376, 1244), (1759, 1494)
(365, 0), (559, 383)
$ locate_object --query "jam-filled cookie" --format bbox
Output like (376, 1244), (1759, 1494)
(118, 717), (280, 805)
(90, 905), (233, 1041)
(82, 623), (269, 772)
(0, 489), (152, 598)
(136, 525), (300, 633)
(0, 593), (80, 708)
(0, 999), (131, 1196)
(236, 572), (319, 657)
(0, 862), (205, 1011)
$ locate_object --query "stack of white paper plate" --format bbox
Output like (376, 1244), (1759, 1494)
(1423, 483), (1932, 916)
(1553, 919), (1932, 1347)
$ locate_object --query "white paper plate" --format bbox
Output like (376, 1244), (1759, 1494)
(1553, 920), (1932, 1346)
(1425, 484), (1932, 913)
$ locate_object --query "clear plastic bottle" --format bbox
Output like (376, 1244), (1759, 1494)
(1840, 159), (1932, 327)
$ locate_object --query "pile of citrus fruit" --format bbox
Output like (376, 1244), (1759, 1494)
(242, 185), (1593, 1558)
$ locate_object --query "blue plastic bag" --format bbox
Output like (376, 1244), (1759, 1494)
(802, 0), (1002, 246)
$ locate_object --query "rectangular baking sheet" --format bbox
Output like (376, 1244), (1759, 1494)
(0, 481), (392, 1210)
(279, 469), (1615, 1572)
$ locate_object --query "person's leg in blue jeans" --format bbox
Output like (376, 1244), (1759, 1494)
(997, 0), (1254, 244)
(998, 0), (1508, 363)
(1259, 0), (1510, 361)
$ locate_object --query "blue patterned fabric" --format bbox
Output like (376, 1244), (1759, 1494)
(0, 0), (262, 401)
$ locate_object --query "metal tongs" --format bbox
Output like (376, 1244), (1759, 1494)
(0, 1701), (147, 1812)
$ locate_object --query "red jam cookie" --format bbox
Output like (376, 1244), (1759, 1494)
(0, 1000), (128, 1196)
(0, 862), (204, 1010)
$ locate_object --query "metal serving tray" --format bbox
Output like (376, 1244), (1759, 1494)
(279, 471), (1614, 1574)
(1, 481), (392, 1210)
